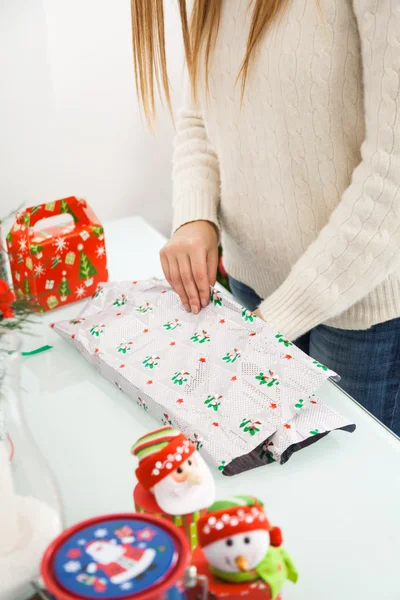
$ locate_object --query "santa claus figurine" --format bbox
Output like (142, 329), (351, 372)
(85, 538), (156, 586)
(131, 426), (216, 550)
(195, 496), (298, 600)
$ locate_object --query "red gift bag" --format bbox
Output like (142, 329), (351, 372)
(7, 197), (108, 311)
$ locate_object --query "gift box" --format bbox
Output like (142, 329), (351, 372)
(53, 279), (355, 475)
(134, 481), (207, 552)
(6, 197), (108, 312)
(191, 547), (277, 600)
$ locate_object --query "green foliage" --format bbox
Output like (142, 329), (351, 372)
(0, 297), (39, 330)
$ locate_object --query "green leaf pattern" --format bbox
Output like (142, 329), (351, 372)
(204, 394), (222, 411)
(143, 355), (160, 369)
(275, 334), (293, 347)
(240, 418), (262, 436)
(222, 348), (241, 363)
(172, 371), (190, 385)
(255, 370), (280, 387)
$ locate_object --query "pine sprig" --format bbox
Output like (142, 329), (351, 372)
(0, 298), (40, 331)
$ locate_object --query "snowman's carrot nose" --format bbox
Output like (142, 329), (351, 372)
(235, 555), (249, 572)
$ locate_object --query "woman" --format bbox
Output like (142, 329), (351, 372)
(131, 0), (400, 435)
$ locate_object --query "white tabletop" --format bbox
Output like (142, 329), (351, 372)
(21, 216), (400, 600)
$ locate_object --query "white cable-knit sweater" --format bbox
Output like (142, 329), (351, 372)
(172, 0), (400, 340)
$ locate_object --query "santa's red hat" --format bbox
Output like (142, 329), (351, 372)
(198, 496), (282, 548)
(85, 540), (106, 552)
(131, 426), (196, 490)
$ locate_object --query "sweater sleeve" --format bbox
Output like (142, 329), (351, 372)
(172, 77), (221, 233)
(259, 1), (400, 340)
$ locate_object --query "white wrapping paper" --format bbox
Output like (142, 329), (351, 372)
(53, 280), (355, 475)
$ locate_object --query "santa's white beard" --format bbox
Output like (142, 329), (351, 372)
(153, 454), (216, 515)
(87, 542), (124, 564)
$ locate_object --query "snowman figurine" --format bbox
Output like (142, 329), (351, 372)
(197, 496), (298, 599)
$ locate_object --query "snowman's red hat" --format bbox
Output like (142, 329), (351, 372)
(131, 426), (196, 490)
(198, 496), (282, 548)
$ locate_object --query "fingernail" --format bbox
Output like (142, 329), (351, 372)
(184, 304), (191, 312)
(191, 305), (199, 314)
(201, 298), (208, 308)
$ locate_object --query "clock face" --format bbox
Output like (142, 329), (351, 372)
(52, 517), (180, 598)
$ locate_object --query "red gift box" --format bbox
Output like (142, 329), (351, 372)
(6, 197), (108, 311)
(190, 547), (278, 600)
(133, 482), (206, 552)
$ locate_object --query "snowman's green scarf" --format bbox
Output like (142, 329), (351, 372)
(210, 546), (298, 599)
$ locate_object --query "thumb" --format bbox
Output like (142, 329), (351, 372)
(207, 246), (219, 287)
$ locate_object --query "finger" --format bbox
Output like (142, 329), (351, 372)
(160, 249), (171, 285)
(190, 248), (210, 308)
(207, 246), (219, 287)
(169, 257), (190, 311)
(178, 254), (201, 314)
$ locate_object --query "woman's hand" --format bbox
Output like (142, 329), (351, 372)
(160, 220), (219, 313)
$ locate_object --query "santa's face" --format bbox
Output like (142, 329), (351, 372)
(86, 540), (124, 564)
(152, 452), (215, 516)
(203, 530), (270, 573)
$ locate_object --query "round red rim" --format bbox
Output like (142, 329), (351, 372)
(41, 512), (190, 600)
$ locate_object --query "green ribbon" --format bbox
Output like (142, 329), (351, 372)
(21, 345), (53, 356)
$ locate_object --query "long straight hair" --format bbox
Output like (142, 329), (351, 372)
(131, 0), (285, 125)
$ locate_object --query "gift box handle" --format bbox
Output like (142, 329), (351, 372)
(16, 197), (93, 228)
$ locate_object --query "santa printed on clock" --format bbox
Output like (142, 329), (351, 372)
(85, 538), (156, 585)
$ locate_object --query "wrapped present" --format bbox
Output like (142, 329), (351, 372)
(7, 197), (108, 312)
(192, 496), (297, 600)
(131, 426), (216, 551)
(53, 279), (356, 475)
(192, 547), (281, 599)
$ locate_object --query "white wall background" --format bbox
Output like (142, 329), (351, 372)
(0, 0), (184, 236)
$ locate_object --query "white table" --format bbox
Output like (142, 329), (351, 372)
(21, 216), (400, 600)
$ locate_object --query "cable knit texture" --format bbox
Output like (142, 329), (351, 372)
(172, 0), (400, 340)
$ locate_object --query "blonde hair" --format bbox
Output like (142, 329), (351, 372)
(131, 0), (285, 125)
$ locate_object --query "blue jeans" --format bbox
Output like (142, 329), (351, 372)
(229, 276), (400, 437)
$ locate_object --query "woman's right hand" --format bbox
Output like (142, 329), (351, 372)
(160, 220), (219, 314)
